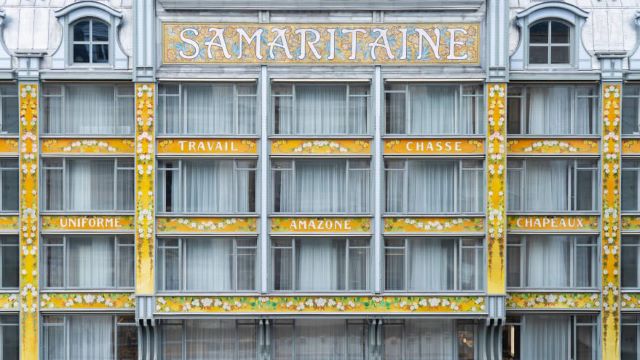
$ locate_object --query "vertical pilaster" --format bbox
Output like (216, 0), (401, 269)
(486, 83), (507, 296)
(373, 66), (382, 294)
(18, 83), (39, 360)
(135, 83), (155, 295)
(259, 66), (269, 293)
(601, 83), (621, 360)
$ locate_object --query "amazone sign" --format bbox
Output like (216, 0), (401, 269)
(162, 23), (480, 65)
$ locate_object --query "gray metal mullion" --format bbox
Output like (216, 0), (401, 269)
(234, 84), (239, 134)
(345, 238), (350, 291)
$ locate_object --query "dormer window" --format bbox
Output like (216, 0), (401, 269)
(529, 20), (571, 65)
(72, 18), (109, 64)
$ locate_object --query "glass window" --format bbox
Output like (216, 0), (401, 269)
(273, 320), (368, 360)
(623, 85), (640, 135)
(383, 320), (478, 360)
(272, 83), (369, 135)
(385, 159), (483, 214)
(507, 84), (598, 135)
(0, 159), (18, 212)
(272, 159), (370, 214)
(43, 315), (137, 360)
(528, 20), (571, 65)
(42, 83), (134, 135)
(158, 319), (258, 360)
(157, 159), (256, 214)
(384, 237), (484, 292)
(42, 235), (134, 289)
(71, 18), (109, 64)
(622, 236), (640, 289)
(385, 83), (484, 135)
(623, 315), (640, 360)
(0, 315), (18, 360)
(271, 237), (370, 292)
(503, 315), (596, 360)
(157, 237), (257, 292)
(507, 159), (597, 212)
(623, 160), (640, 212)
(0, 236), (17, 289)
(0, 85), (17, 134)
(42, 158), (134, 212)
(507, 235), (597, 289)
(158, 83), (257, 135)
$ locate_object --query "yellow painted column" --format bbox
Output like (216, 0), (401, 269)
(486, 83), (507, 295)
(18, 83), (39, 360)
(601, 83), (621, 360)
(135, 84), (155, 295)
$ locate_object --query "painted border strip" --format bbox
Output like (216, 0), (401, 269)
(383, 217), (484, 235)
(271, 139), (371, 156)
(41, 138), (135, 155)
(155, 295), (486, 314)
(507, 138), (599, 156)
(157, 217), (258, 235)
(506, 292), (601, 311)
(0, 138), (19, 155)
(40, 293), (135, 311)
(0, 216), (19, 233)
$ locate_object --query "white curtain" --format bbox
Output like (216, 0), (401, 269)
(45, 85), (114, 135)
(68, 236), (114, 288)
(69, 316), (113, 359)
(295, 85), (347, 134)
(407, 161), (455, 213)
(408, 239), (453, 291)
(523, 316), (570, 360)
(294, 320), (348, 360)
(184, 320), (253, 360)
(297, 239), (339, 291)
(409, 85), (457, 134)
(525, 160), (569, 211)
(295, 160), (346, 213)
(185, 238), (232, 291)
(184, 160), (236, 213)
(184, 84), (234, 134)
(68, 159), (114, 211)
(526, 236), (570, 288)
(404, 320), (454, 360)
(528, 87), (572, 134)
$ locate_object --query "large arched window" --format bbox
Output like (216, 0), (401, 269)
(528, 19), (571, 65)
(71, 18), (109, 64)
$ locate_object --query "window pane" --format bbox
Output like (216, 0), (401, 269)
(295, 239), (345, 291)
(44, 167), (63, 211)
(622, 321), (638, 360)
(622, 168), (639, 211)
(68, 316), (114, 359)
(45, 244), (64, 288)
(73, 44), (91, 63)
(1, 167), (18, 211)
(185, 238), (233, 291)
(623, 94), (640, 135)
(349, 245), (369, 291)
(73, 21), (91, 41)
(622, 238), (639, 288)
(92, 44), (109, 63)
(184, 84), (235, 134)
(158, 240), (180, 291)
(525, 236), (571, 288)
(409, 85), (457, 135)
(237, 245), (256, 291)
(576, 169), (595, 211)
(529, 22), (549, 44)
(92, 20), (109, 41)
(0, 238), (18, 288)
(117, 168), (135, 211)
(1, 94), (18, 134)
(529, 46), (548, 64)
(385, 91), (406, 134)
(551, 21), (570, 44)
(68, 236), (115, 288)
(407, 238), (454, 291)
(507, 244), (521, 287)
(118, 240), (135, 288)
(43, 321), (64, 360)
(551, 46), (570, 64)
(576, 325), (594, 360)
(117, 323), (138, 360)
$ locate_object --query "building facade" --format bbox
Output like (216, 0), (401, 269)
(0, 0), (637, 359)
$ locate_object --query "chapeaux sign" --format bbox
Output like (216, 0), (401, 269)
(162, 23), (480, 65)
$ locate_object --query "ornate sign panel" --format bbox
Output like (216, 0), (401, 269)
(0, 216), (19, 232)
(40, 293), (136, 311)
(271, 139), (371, 156)
(157, 138), (258, 156)
(157, 217), (258, 234)
(41, 215), (135, 233)
(270, 217), (371, 234)
(383, 138), (484, 156)
(507, 138), (599, 156)
(162, 23), (481, 65)
(0, 138), (18, 155)
(41, 138), (135, 155)
(383, 217), (484, 235)
(506, 293), (601, 311)
(507, 215), (599, 233)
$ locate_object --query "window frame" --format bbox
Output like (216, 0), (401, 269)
(41, 234), (134, 290)
(270, 237), (371, 293)
(623, 84), (640, 135)
(0, 236), (18, 290)
(526, 19), (573, 67)
(383, 82), (485, 136)
(156, 236), (258, 293)
(506, 235), (599, 290)
(622, 236), (640, 290)
(0, 159), (18, 213)
(0, 84), (18, 135)
(69, 17), (111, 66)
(383, 237), (485, 293)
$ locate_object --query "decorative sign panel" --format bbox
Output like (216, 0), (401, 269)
(0, 293), (18, 311)
(0, 138), (18, 155)
(622, 216), (640, 232)
(622, 139), (640, 155)
(41, 215), (135, 232)
(622, 293), (640, 311)
(271, 139), (371, 156)
(0, 216), (19, 232)
(383, 138), (484, 156)
(157, 138), (258, 156)
(163, 23), (481, 65)
(507, 215), (599, 232)
(271, 217), (371, 234)
(507, 138), (599, 156)
(157, 217), (258, 234)
(156, 295), (486, 314)
(40, 293), (135, 311)
(383, 217), (484, 234)
(41, 138), (135, 155)
(506, 293), (601, 310)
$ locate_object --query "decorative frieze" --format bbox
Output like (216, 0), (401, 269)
(157, 138), (258, 156)
(0, 216), (19, 233)
(0, 138), (19, 155)
(383, 138), (484, 156)
(41, 215), (135, 233)
(41, 138), (135, 155)
(507, 138), (599, 156)
(270, 217), (371, 235)
(271, 139), (370, 156)
(157, 217), (258, 235)
(507, 215), (599, 233)
(506, 292), (601, 311)
(40, 293), (135, 311)
(383, 217), (484, 235)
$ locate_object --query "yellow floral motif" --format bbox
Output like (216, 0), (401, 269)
(157, 217), (258, 234)
(41, 138), (135, 155)
(19, 83), (39, 360)
(271, 139), (371, 156)
(506, 293), (601, 310)
(601, 84), (621, 360)
(135, 84), (155, 295)
(0, 138), (19, 154)
(156, 296), (486, 314)
(486, 83), (506, 295)
(383, 138), (484, 155)
(622, 139), (640, 155)
(270, 217), (371, 234)
(157, 138), (257, 155)
(621, 293), (640, 310)
(0, 216), (19, 232)
(0, 293), (19, 311)
(40, 293), (135, 310)
(507, 138), (599, 155)
(383, 217), (484, 234)
(621, 216), (640, 231)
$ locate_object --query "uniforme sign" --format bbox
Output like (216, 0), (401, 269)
(162, 23), (481, 65)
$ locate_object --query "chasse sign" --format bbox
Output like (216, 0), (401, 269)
(162, 23), (480, 65)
